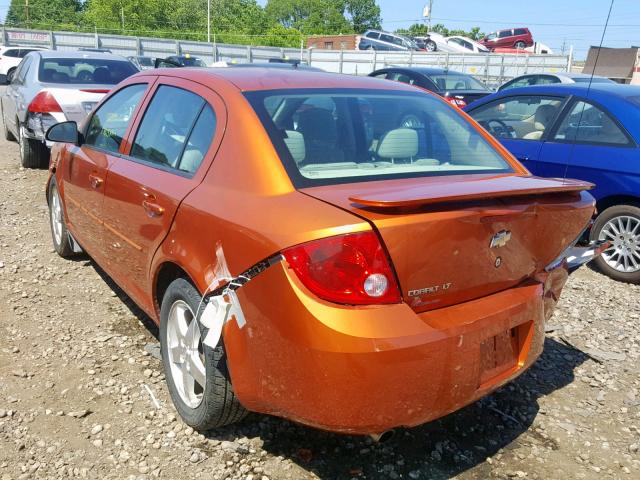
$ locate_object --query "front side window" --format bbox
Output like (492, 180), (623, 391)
(553, 101), (630, 145)
(39, 58), (138, 84)
(470, 95), (564, 140)
(130, 85), (213, 171)
(366, 32), (380, 39)
(246, 90), (513, 187)
(388, 72), (415, 85)
(85, 84), (147, 153)
(486, 33), (497, 40)
(499, 30), (513, 38)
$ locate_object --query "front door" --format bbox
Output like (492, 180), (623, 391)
(467, 94), (568, 174)
(100, 78), (225, 312)
(62, 83), (149, 261)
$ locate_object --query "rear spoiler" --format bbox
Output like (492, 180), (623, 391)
(349, 176), (594, 209)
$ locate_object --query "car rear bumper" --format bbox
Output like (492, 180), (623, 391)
(224, 263), (568, 435)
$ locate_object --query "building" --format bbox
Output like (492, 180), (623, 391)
(582, 46), (640, 84)
(306, 34), (358, 50)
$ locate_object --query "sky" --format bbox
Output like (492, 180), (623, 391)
(0, 0), (638, 59)
(375, 0), (639, 59)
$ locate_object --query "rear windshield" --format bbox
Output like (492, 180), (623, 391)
(38, 58), (138, 85)
(179, 57), (206, 67)
(572, 77), (615, 84)
(426, 73), (489, 91)
(137, 56), (154, 66)
(246, 89), (512, 187)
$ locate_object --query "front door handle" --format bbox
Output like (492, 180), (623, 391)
(89, 173), (103, 189)
(142, 192), (164, 217)
(517, 155), (530, 162)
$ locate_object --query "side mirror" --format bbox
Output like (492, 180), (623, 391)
(5, 70), (14, 84)
(46, 121), (79, 144)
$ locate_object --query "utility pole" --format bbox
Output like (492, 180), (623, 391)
(207, 0), (211, 43)
(423, 1), (434, 31)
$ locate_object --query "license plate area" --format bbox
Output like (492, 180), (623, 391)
(479, 323), (528, 386)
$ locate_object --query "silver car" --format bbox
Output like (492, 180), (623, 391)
(1, 50), (138, 168)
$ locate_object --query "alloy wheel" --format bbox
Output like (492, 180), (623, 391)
(166, 300), (207, 408)
(50, 186), (63, 246)
(599, 215), (640, 273)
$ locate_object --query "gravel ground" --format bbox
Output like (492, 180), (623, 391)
(0, 122), (639, 480)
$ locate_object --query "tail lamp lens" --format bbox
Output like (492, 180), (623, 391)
(446, 96), (467, 108)
(28, 91), (63, 113)
(282, 231), (401, 305)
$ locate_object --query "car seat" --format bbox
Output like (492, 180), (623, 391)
(296, 108), (344, 164)
(522, 104), (557, 140)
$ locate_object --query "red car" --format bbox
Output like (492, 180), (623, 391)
(481, 28), (533, 50)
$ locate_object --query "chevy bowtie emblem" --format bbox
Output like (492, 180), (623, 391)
(490, 230), (512, 248)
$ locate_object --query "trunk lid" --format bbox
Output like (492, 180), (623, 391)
(302, 174), (594, 312)
(45, 85), (111, 123)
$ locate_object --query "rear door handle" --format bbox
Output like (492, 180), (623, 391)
(89, 173), (103, 189)
(142, 192), (164, 217)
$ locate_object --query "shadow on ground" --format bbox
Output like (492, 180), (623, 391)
(88, 259), (588, 479)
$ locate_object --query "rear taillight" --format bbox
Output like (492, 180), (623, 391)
(282, 231), (401, 305)
(445, 96), (467, 108)
(28, 91), (63, 113)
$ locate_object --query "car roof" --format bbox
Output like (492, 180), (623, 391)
(141, 67), (419, 93)
(481, 83), (640, 99)
(36, 50), (128, 61)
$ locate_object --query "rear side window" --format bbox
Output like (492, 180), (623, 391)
(498, 30), (513, 38)
(470, 95), (564, 140)
(85, 84), (147, 153)
(246, 90), (512, 187)
(130, 85), (214, 173)
(19, 49), (38, 57)
(4, 49), (20, 57)
(514, 29), (528, 36)
(39, 58), (137, 84)
(553, 101), (631, 146)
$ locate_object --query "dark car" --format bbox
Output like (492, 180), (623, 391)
(480, 28), (533, 50)
(369, 67), (491, 108)
(156, 54), (207, 68)
(465, 84), (640, 283)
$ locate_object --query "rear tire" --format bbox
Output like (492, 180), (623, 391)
(160, 278), (248, 430)
(48, 178), (76, 258)
(514, 41), (526, 49)
(19, 124), (49, 168)
(590, 204), (640, 284)
(425, 40), (437, 52)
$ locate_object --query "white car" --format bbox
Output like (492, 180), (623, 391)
(0, 46), (48, 80)
(443, 36), (490, 53)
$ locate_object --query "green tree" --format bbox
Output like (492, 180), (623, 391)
(396, 22), (484, 41)
(265, 0), (352, 34)
(341, 0), (381, 32)
(6, 0), (82, 28)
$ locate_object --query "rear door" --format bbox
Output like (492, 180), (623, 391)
(100, 77), (226, 312)
(467, 94), (568, 173)
(538, 97), (639, 194)
(61, 82), (150, 262)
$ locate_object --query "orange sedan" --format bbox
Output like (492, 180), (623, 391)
(45, 67), (598, 436)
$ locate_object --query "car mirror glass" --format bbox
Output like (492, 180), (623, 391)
(46, 121), (79, 144)
(5, 70), (15, 84)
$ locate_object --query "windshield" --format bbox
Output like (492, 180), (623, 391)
(426, 73), (489, 91)
(246, 89), (512, 187)
(39, 58), (138, 85)
(180, 57), (206, 67)
(137, 56), (154, 66)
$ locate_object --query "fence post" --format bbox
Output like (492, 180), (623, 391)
(372, 49), (377, 71)
(213, 43), (218, 63)
(175, 40), (180, 55)
(339, 49), (344, 73)
(136, 37), (141, 56)
(499, 55), (505, 85)
(95, 30), (100, 49)
(567, 46), (573, 72)
(409, 49), (413, 67)
(445, 52), (449, 69)
(49, 31), (55, 50)
(247, 45), (252, 62)
(461, 53), (466, 72)
(307, 48), (312, 66)
(280, 47), (285, 59)
(484, 53), (490, 84)
(524, 53), (530, 74)
(0, 26), (4, 46)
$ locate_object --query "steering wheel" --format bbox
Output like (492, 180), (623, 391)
(485, 119), (513, 138)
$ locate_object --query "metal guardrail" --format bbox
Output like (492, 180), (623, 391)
(1, 27), (571, 86)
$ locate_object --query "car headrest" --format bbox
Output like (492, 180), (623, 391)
(376, 128), (419, 159)
(283, 130), (305, 165)
(297, 108), (337, 144)
(92, 67), (111, 84)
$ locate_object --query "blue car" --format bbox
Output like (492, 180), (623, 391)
(465, 84), (640, 283)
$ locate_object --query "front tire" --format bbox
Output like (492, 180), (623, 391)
(160, 278), (247, 430)
(514, 41), (526, 49)
(19, 124), (49, 168)
(48, 178), (76, 258)
(590, 204), (640, 283)
(425, 40), (437, 52)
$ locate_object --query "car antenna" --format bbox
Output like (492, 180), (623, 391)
(562, 0), (615, 184)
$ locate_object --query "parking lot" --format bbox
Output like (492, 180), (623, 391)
(0, 100), (638, 480)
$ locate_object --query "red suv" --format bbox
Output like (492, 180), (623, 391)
(481, 28), (533, 50)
